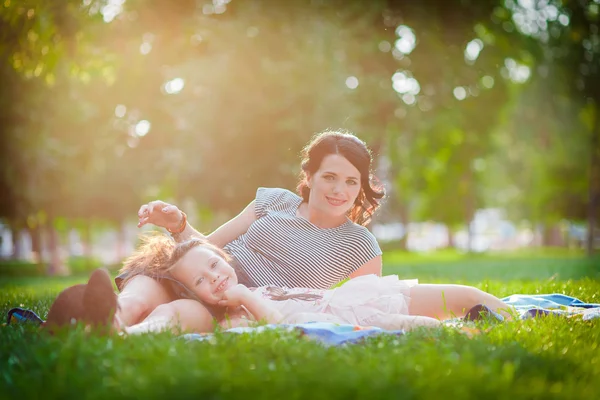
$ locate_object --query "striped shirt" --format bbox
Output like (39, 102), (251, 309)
(223, 187), (382, 289)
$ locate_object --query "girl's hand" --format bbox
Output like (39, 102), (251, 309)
(218, 284), (252, 308)
(137, 200), (183, 231)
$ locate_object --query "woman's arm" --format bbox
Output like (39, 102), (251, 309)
(348, 255), (382, 279)
(138, 200), (257, 247)
(205, 201), (257, 247)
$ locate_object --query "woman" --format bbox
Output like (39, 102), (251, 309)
(117, 130), (386, 327)
(121, 235), (514, 335)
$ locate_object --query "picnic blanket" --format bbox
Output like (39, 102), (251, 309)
(501, 294), (600, 321)
(182, 322), (405, 346)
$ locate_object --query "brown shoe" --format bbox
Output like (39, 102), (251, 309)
(45, 269), (118, 334)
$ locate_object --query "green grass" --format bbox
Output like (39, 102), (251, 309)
(1, 254), (600, 399)
(383, 249), (600, 284)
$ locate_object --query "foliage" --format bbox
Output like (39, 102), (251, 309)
(0, 0), (597, 258)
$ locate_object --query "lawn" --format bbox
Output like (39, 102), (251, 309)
(1, 252), (599, 399)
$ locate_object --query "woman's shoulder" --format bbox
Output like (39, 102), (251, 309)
(343, 221), (376, 236)
(340, 223), (381, 250)
(255, 187), (301, 216)
(256, 187), (300, 201)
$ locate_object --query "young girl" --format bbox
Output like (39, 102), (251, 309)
(121, 235), (513, 334)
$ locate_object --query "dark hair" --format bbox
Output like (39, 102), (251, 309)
(297, 130), (385, 226)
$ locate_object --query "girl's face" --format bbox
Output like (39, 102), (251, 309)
(170, 246), (238, 304)
(306, 154), (362, 220)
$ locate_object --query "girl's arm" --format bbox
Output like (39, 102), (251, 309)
(219, 285), (283, 324)
(241, 291), (283, 324)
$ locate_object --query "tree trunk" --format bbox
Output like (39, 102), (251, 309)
(543, 224), (565, 247)
(116, 219), (126, 263)
(587, 108), (600, 256)
(466, 222), (474, 253)
(10, 221), (22, 260)
(28, 224), (42, 263)
(447, 227), (455, 248)
(82, 219), (93, 270)
(397, 200), (409, 251)
(464, 170), (476, 253)
(46, 222), (58, 275)
(46, 219), (67, 275)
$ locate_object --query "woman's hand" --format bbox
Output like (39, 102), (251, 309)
(218, 284), (252, 308)
(137, 200), (183, 231)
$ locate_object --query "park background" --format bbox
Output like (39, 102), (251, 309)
(1, 0), (599, 277)
(1, 2), (600, 398)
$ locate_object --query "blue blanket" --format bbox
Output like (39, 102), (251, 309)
(182, 322), (405, 346)
(502, 293), (600, 310)
(501, 293), (600, 321)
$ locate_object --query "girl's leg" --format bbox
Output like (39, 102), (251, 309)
(126, 299), (215, 335)
(117, 275), (173, 326)
(408, 284), (514, 320)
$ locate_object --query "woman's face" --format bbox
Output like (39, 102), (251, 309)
(306, 154), (362, 220)
(170, 246), (238, 304)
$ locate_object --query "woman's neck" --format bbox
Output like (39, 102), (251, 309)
(297, 202), (348, 229)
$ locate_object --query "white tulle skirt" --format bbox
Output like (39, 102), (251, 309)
(260, 274), (418, 326)
(320, 274), (418, 326)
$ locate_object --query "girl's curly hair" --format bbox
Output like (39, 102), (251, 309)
(119, 234), (229, 288)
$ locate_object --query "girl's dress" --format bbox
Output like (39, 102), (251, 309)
(253, 274), (418, 326)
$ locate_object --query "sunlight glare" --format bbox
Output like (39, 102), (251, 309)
(545, 5), (559, 20)
(378, 41), (392, 52)
(394, 25), (416, 55)
(558, 14), (569, 26)
(101, 0), (125, 23)
(504, 58), (531, 83)
(481, 76), (495, 89)
(402, 94), (416, 105)
(345, 76), (359, 89)
(465, 39), (484, 62)
(392, 72), (420, 95)
(165, 78), (185, 94)
(115, 104), (126, 118)
(127, 136), (139, 148)
(135, 120), (151, 137)
(213, 0), (231, 14)
(140, 42), (152, 55)
(453, 87), (467, 101)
